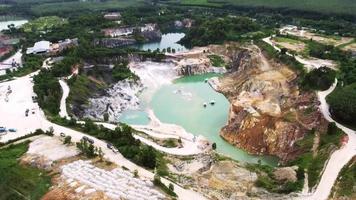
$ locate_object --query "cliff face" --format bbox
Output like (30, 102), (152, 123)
(172, 47), (227, 76)
(218, 45), (327, 162)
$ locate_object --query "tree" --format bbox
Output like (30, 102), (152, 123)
(139, 146), (156, 169)
(169, 183), (174, 191)
(64, 136), (72, 144)
(212, 142), (217, 150)
(97, 147), (104, 161)
(76, 140), (97, 158)
(103, 113), (109, 122)
(46, 126), (54, 136)
(153, 174), (161, 185)
(301, 67), (336, 91)
(281, 48), (288, 55)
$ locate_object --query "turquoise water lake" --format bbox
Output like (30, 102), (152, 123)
(120, 73), (278, 165)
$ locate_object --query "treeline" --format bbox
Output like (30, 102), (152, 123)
(255, 40), (305, 73)
(33, 69), (62, 115)
(180, 16), (262, 47)
(307, 41), (350, 62)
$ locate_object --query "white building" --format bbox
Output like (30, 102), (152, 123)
(26, 41), (51, 54)
(104, 12), (121, 20)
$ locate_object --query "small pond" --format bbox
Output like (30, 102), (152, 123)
(0, 20), (28, 31)
(135, 33), (187, 52)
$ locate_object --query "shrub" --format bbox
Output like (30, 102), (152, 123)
(212, 142), (217, 150)
(103, 113), (109, 122)
(63, 136), (72, 144)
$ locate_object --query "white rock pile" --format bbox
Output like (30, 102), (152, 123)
(84, 79), (143, 121)
(61, 160), (165, 200)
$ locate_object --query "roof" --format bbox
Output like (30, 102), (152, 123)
(26, 40), (51, 54)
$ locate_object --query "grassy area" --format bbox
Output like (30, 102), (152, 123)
(22, 16), (67, 32)
(162, 138), (179, 148)
(332, 158), (356, 198)
(338, 39), (356, 49)
(0, 142), (51, 200)
(273, 37), (301, 45)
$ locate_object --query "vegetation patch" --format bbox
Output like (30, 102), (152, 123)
(33, 69), (62, 115)
(301, 67), (336, 91)
(54, 118), (165, 170)
(22, 16), (68, 33)
(289, 123), (345, 188)
(0, 142), (52, 200)
(153, 174), (177, 197)
(208, 54), (225, 67)
(256, 40), (305, 74)
(246, 163), (304, 193)
(327, 83), (356, 127)
(332, 158), (356, 198)
(180, 16), (261, 47)
(0, 54), (43, 81)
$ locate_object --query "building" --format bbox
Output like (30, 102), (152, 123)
(104, 12), (121, 20)
(26, 41), (51, 54)
(26, 38), (78, 55)
(103, 27), (134, 37)
(51, 38), (78, 54)
(102, 24), (159, 38)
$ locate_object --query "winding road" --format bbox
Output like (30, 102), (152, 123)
(58, 79), (70, 119)
(1, 35), (354, 200)
(263, 35), (356, 200)
(97, 121), (207, 156)
(310, 80), (356, 200)
(0, 61), (206, 200)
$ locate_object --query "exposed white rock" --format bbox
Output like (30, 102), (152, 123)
(84, 79), (143, 121)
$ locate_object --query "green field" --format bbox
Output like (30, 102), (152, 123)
(22, 16), (67, 32)
(169, 0), (356, 16)
(0, 142), (52, 200)
(274, 37), (301, 44)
